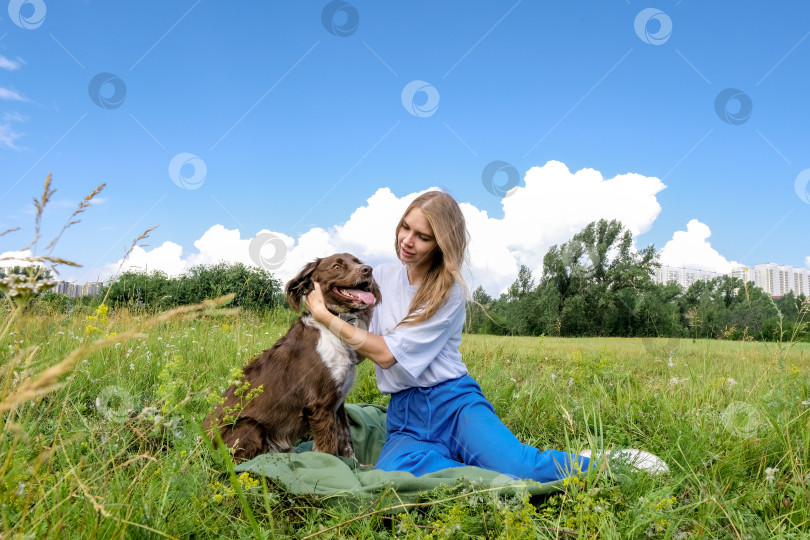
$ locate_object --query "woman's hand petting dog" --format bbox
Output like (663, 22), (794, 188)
(303, 282), (328, 319)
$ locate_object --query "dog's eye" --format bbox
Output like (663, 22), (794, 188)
(332, 263), (341, 270)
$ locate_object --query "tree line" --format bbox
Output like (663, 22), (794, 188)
(15, 262), (284, 313)
(8, 220), (807, 342)
(98, 262), (284, 311)
(466, 219), (809, 342)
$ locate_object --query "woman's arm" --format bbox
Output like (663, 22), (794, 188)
(304, 283), (397, 369)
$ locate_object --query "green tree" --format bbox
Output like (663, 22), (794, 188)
(635, 281), (684, 337)
(537, 219), (658, 337)
(466, 285), (504, 334)
(100, 262), (282, 312)
(0, 265), (54, 280)
(506, 265), (535, 301)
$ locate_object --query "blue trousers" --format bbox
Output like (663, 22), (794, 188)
(375, 375), (590, 482)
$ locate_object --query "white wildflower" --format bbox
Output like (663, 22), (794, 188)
(765, 467), (778, 484)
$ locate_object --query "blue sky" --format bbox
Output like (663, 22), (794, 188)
(1, 1), (808, 295)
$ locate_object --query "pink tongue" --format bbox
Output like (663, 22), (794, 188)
(347, 289), (376, 305)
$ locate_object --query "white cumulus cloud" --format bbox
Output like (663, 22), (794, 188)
(91, 161), (668, 296)
(0, 249), (34, 268)
(107, 241), (189, 276)
(659, 219), (739, 273)
(463, 160), (666, 293)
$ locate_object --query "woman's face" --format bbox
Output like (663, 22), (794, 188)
(397, 208), (438, 270)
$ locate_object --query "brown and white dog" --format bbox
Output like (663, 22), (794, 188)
(203, 253), (381, 461)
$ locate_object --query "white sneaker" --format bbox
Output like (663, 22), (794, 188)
(579, 448), (669, 475)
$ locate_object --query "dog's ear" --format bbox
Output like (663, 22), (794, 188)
(285, 259), (319, 312)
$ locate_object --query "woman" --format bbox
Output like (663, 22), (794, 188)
(305, 190), (664, 481)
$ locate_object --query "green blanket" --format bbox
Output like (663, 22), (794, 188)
(234, 404), (567, 507)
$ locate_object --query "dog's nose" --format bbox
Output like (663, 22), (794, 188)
(360, 265), (371, 276)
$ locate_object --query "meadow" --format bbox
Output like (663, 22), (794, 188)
(1, 301), (808, 539)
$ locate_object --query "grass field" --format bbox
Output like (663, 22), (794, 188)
(1, 302), (809, 539)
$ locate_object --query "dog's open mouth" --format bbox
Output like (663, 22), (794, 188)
(332, 283), (376, 305)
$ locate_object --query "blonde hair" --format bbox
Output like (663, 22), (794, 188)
(395, 190), (469, 325)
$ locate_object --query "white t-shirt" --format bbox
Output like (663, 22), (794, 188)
(370, 262), (468, 394)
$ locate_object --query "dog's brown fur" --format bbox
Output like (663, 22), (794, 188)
(203, 253), (381, 461)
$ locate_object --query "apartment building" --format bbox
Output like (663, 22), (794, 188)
(53, 280), (103, 298)
(653, 266), (722, 289)
(653, 264), (810, 298)
(749, 264), (810, 297)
